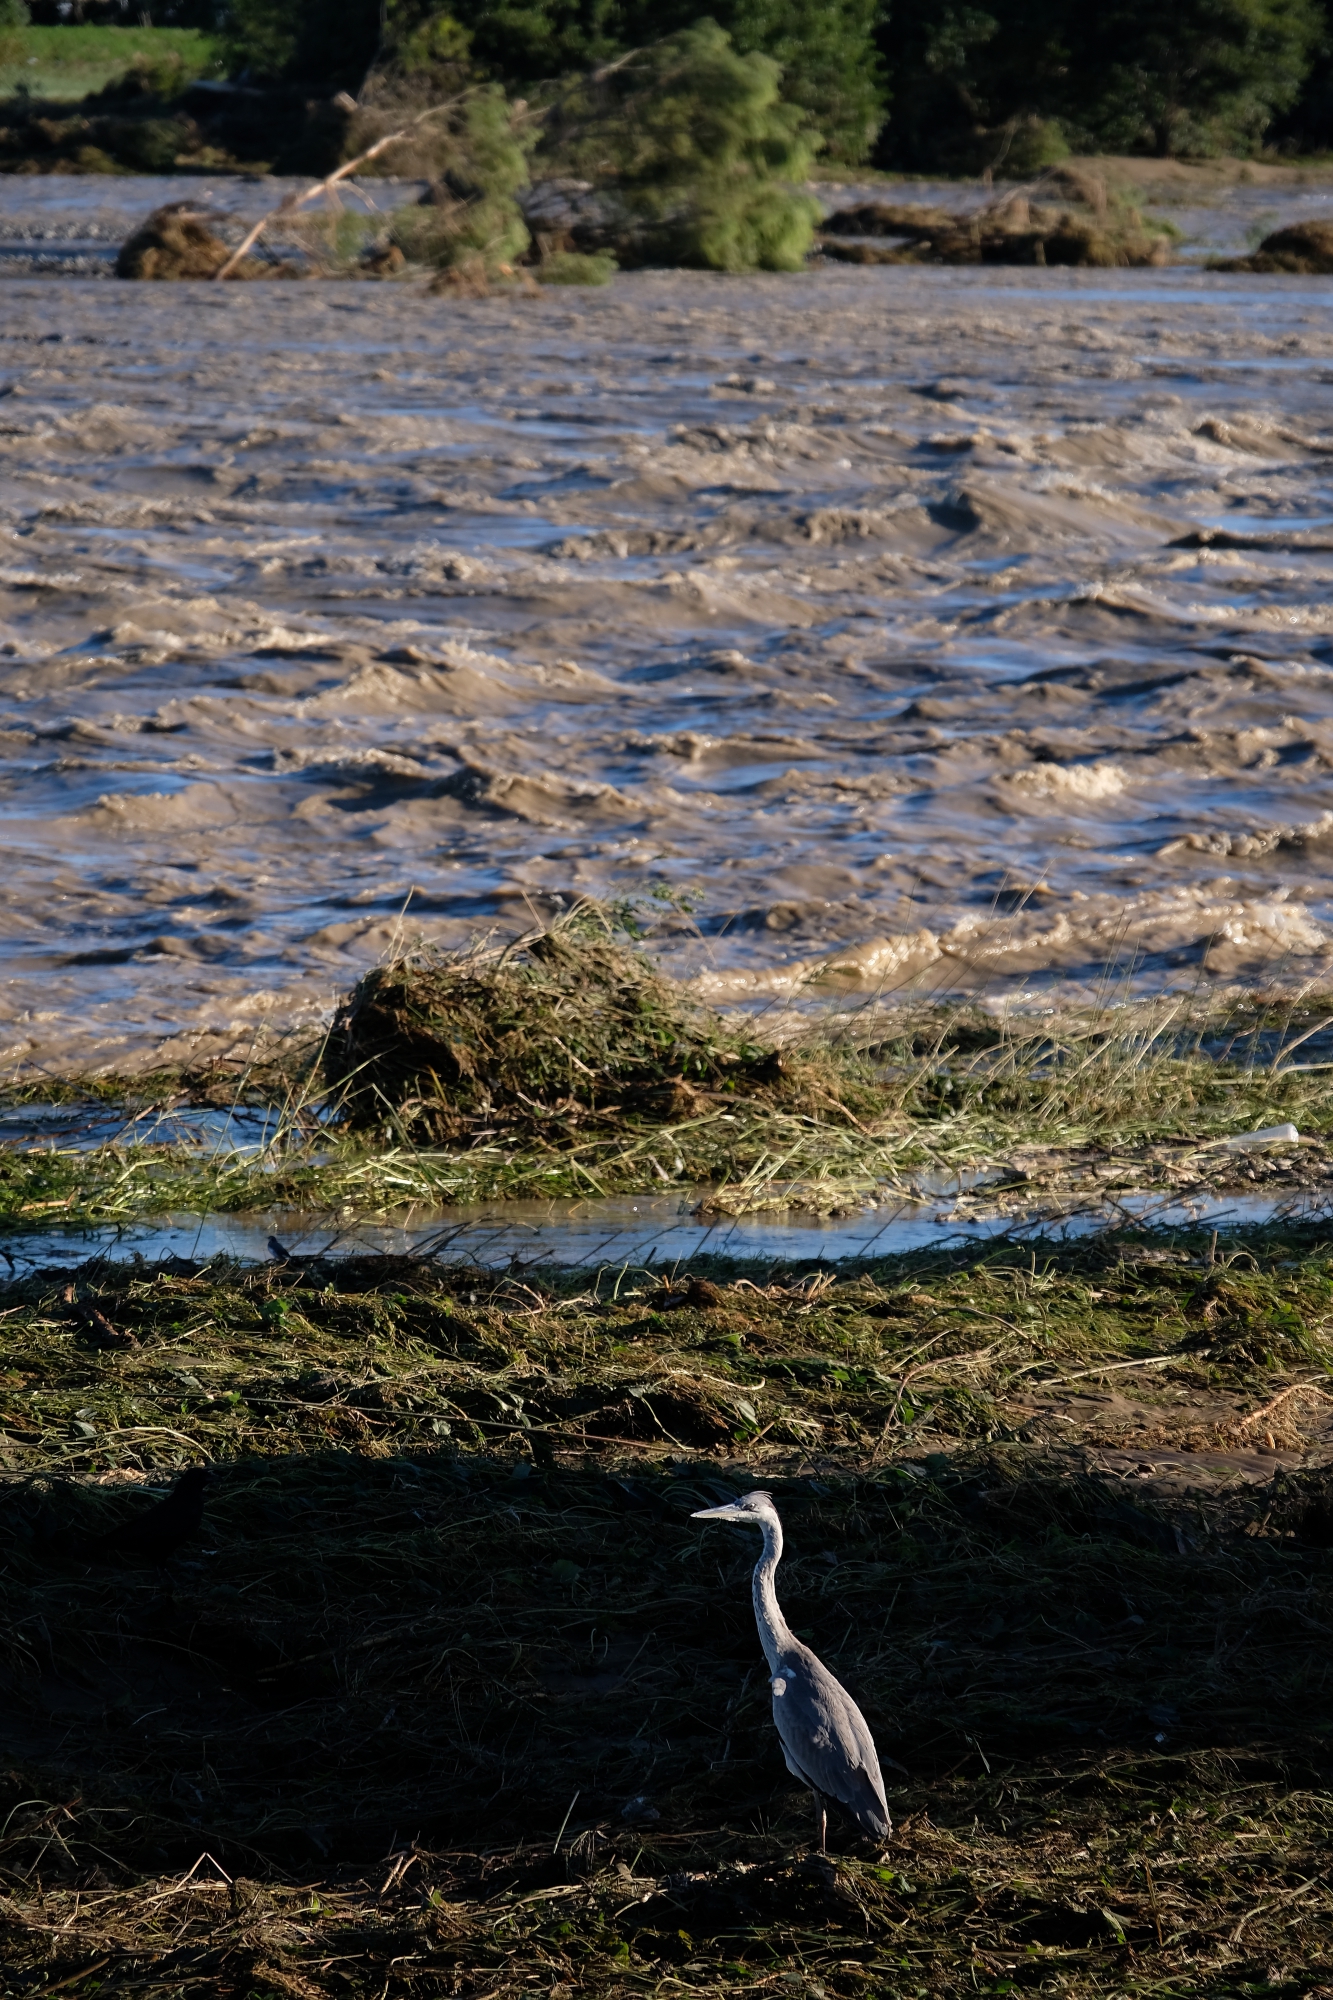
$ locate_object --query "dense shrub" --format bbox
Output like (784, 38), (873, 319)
(551, 21), (821, 270)
(385, 85), (532, 276)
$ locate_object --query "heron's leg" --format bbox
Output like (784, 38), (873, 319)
(812, 1792), (826, 1855)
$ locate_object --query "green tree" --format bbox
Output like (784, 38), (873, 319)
(222, 0), (884, 161)
(387, 86), (533, 275)
(452, 0), (883, 159)
(723, 0), (883, 161)
(874, 0), (1320, 166)
(1079, 0), (1320, 154)
(553, 19), (822, 266)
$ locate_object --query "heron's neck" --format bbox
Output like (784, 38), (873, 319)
(751, 1517), (795, 1671)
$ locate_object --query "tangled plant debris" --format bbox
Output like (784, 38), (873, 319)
(1213, 218), (1333, 272)
(3, 1226), (1333, 1995)
(114, 201), (262, 279)
(820, 169), (1174, 267)
(324, 911), (835, 1143)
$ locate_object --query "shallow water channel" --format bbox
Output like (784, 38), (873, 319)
(4, 1184), (1328, 1271)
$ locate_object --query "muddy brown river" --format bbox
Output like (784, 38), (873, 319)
(6, 217), (1333, 1072)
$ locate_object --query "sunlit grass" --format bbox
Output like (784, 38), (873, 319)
(0, 25), (220, 102)
(2, 985), (1331, 1228)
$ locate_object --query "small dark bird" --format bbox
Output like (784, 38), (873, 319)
(267, 1235), (293, 1263)
(93, 1466), (212, 1563)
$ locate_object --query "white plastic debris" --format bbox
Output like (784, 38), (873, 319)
(1221, 1123), (1299, 1150)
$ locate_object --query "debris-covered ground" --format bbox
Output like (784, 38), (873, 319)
(5, 959), (1333, 1228)
(816, 170), (1175, 268)
(3, 1226), (1333, 1996)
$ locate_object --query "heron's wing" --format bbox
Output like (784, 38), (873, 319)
(769, 1647), (890, 1837)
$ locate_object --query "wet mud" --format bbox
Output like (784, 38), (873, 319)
(7, 248), (1333, 1070)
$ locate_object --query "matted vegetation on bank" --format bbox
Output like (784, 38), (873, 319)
(4, 914), (1333, 1226)
(3, 1225), (1333, 1997)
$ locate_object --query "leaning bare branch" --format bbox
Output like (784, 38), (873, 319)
(212, 90), (480, 281)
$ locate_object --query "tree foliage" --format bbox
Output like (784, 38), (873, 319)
(385, 86), (533, 277)
(875, 0), (1321, 166)
(451, 0), (881, 160)
(218, 0), (881, 161)
(550, 20), (822, 269)
(209, 0), (1333, 173)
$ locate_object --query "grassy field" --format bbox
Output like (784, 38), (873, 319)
(2, 1225), (1333, 1997)
(0, 25), (220, 104)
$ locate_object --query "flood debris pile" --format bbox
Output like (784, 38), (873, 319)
(1213, 218), (1333, 273)
(114, 202), (258, 280)
(820, 171), (1173, 268)
(325, 915), (836, 1144)
(2, 1230), (1333, 1996)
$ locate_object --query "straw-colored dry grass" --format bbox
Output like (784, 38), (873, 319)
(3, 1227), (1333, 1996)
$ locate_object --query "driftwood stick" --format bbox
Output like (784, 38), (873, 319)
(212, 94), (472, 281)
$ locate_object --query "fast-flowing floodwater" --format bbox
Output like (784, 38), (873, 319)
(6, 200), (1333, 1072)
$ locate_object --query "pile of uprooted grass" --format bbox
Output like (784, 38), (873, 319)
(323, 914), (853, 1144)
(1212, 220), (1333, 274)
(3, 1226), (1333, 1996)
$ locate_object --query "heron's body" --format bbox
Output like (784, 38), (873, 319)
(693, 1490), (890, 1850)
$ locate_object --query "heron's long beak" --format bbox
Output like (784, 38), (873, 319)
(691, 1503), (749, 1522)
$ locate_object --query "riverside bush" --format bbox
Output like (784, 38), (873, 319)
(383, 86), (532, 277)
(550, 21), (821, 272)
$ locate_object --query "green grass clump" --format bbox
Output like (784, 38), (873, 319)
(3, 1227), (1333, 1997)
(537, 247), (616, 283)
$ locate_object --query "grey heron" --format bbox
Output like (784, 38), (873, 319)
(692, 1489), (890, 1853)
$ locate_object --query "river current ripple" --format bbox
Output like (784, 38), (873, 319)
(5, 257), (1333, 1069)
